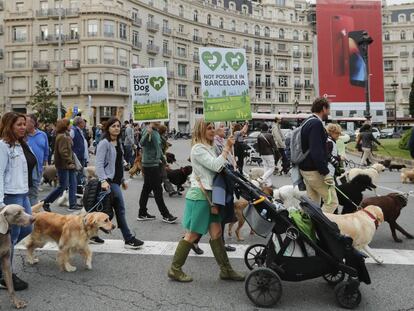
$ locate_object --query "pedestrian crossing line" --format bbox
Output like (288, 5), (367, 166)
(15, 240), (414, 266)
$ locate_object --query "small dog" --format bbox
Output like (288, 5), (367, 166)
(361, 193), (413, 243)
(249, 167), (265, 181)
(273, 185), (306, 210)
(26, 204), (115, 272)
(0, 204), (34, 309)
(129, 151), (142, 178)
(400, 168), (414, 183)
(42, 165), (58, 187)
(228, 186), (273, 241)
(379, 159), (407, 172)
(166, 152), (177, 164)
(166, 166), (192, 193)
(337, 174), (376, 214)
(325, 205), (384, 264)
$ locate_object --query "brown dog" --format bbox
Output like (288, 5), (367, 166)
(129, 151), (142, 178)
(42, 165), (58, 187)
(26, 205), (115, 272)
(228, 186), (273, 241)
(0, 204), (34, 309)
(400, 168), (414, 183)
(361, 193), (413, 243)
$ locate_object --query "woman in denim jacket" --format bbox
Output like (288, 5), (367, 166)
(0, 112), (39, 291)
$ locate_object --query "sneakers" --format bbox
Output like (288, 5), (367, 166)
(225, 244), (236, 252)
(42, 202), (51, 212)
(90, 236), (105, 245)
(162, 215), (178, 224)
(67, 205), (83, 212)
(137, 213), (156, 221)
(0, 274), (28, 291)
(192, 244), (204, 255)
(125, 237), (144, 249)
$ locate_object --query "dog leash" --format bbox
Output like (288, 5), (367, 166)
(85, 189), (111, 214)
(334, 186), (361, 210)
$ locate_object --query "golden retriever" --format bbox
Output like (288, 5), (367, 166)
(324, 205), (384, 264)
(400, 168), (414, 183)
(129, 151), (142, 178)
(26, 204), (115, 272)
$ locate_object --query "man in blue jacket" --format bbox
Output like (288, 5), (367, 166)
(299, 98), (338, 213)
(26, 114), (49, 205)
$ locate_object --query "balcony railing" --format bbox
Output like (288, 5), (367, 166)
(400, 51), (409, 58)
(255, 82), (264, 88)
(304, 84), (314, 90)
(401, 83), (411, 89)
(12, 89), (27, 94)
(36, 34), (65, 44)
(293, 67), (302, 73)
(12, 62), (27, 69)
(64, 59), (80, 69)
(177, 52), (187, 58)
(167, 71), (174, 78)
(132, 17), (142, 27)
(254, 48), (263, 55)
(147, 44), (159, 54)
(87, 31), (98, 37)
(36, 8), (66, 18)
(104, 59), (115, 65)
(304, 67), (312, 74)
(193, 36), (203, 44)
(400, 67), (410, 73)
(294, 83), (303, 89)
(146, 21), (159, 32)
(132, 40), (142, 50)
(265, 66), (273, 72)
(120, 60), (128, 67)
(87, 58), (98, 64)
(162, 27), (172, 35)
(88, 86), (98, 91)
(33, 61), (50, 70)
(12, 37), (27, 43)
(163, 49), (172, 57)
(264, 49), (273, 56)
(293, 51), (302, 58)
(104, 32), (115, 38)
(193, 54), (199, 63)
(65, 33), (79, 43)
(255, 65), (263, 71)
(303, 52), (312, 58)
(243, 46), (252, 53)
(193, 75), (201, 82)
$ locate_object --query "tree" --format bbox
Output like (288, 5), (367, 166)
(409, 77), (414, 117)
(29, 78), (60, 124)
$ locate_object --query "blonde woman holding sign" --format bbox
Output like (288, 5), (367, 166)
(168, 120), (245, 283)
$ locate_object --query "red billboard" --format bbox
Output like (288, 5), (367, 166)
(316, 0), (384, 117)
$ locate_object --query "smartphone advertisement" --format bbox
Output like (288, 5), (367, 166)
(316, 0), (384, 117)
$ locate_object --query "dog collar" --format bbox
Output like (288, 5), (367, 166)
(362, 210), (379, 229)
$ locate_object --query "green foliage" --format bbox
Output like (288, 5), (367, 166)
(399, 130), (412, 150)
(410, 77), (414, 117)
(29, 78), (61, 124)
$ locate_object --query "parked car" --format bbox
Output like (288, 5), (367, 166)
(355, 127), (380, 140)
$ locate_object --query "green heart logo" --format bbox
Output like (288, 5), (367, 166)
(225, 52), (244, 71)
(149, 76), (165, 91)
(202, 51), (222, 71)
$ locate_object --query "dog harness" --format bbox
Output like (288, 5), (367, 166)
(362, 209), (379, 229)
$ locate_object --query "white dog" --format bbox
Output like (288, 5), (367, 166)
(273, 185), (306, 211)
(249, 167), (265, 181)
(345, 163), (385, 186)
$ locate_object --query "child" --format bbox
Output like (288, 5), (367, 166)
(325, 124), (343, 181)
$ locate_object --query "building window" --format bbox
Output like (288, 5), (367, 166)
(40, 25), (48, 40)
(103, 20), (115, 38)
(177, 64), (187, 77)
(12, 26), (27, 42)
(87, 46), (98, 63)
(88, 74), (98, 90)
(219, 18), (224, 29)
(278, 76), (288, 87)
(179, 5), (184, 17)
(103, 47), (114, 64)
(303, 31), (309, 41)
(278, 92), (288, 102)
(119, 49), (127, 67)
(178, 84), (187, 97)
(69, 24), (78, 39)
(384, 31), (390, 41)
(193, 10), (198, 22)
(265, 75), (271, 87)
(88, 20), (98, 36)
(148, 58), (154, 67)
(207, 14), (211, 26)
(385, 91), (395, 102)
(293, 30), (299, 40)
(266, 92), (271, 99)
(264, 27), (270, 37)
(279, 28), (285, 39)
(242, 5), (248, 14)
(276, 0), (286, 6)
(104, 74), (114, 90)
(384, 60), (394, 71)
(132, 31), (139, 45)
(119, 23), (127, 40)
(12, 51), (26, 68)
(231, 20), (236, 31)
(401, 30), (406, 40)
(16, 2), (24, 11)
(255, 25), (260, 36)
(256, 92), (261, 99)
(195, 107), (203, 114)
(177, 45), (187, 57)
(178, 24), (184, 33)
(398, 14), (406, 23)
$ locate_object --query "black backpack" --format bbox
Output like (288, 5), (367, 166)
(83, 179), (114, 220)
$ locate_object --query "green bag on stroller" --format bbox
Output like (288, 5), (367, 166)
(289, 210), (316, 242)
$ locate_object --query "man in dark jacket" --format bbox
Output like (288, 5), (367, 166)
(256, 123), (278, 186)
(299, 98), (338, 213)
(409, 127), (414, 159)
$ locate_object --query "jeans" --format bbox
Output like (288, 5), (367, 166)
(111, 183), (134, 242)
(124, 145), (134, 167)
(261, 155), (275, 186)
(76, 158), (86, 187)
(160, 163), (175, 193)
(278, 148), (290, 173)
(28, 183), (40, 206)
(43, 169), (77, 208)
(3, 193), (32, 274)
(139, 166), (171, 217)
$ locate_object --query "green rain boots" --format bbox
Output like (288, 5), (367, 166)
(210, 238), (245, 281)
(168, 239), (193, 282)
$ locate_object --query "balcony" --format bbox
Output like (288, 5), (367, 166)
(87, 58), (98, 64)
(293, 51), (302, 58)
(87, 31), (98, 37)
(146, 21), (159, 32)
(304, 84), (314, 90)
(193, 36), (203, 44)
(119, 60), (128, 67)
(254, 48), (263, 55)
(88, 86), (98, 92)
(255, 65), (263, 71)
(104, 32), (115, 38)
(400, 67), (410, 73)
(194, 75), (201, 82)
(104, 59), (114, 65)
(163, 49), (172, 57)
(243, 46), (252, 53)
(65, 33), (79, 43)
(132, 17), (142, 27)
(265, 83), (271, 88)
(62, 86), (80, 95)
(303, 52), (312, 58)
(162, 27), (172, 36)
(167, 71), (174, 79)
(64, 59), (80, 69)
(36, 8), (67, 19)
(65, 8), (80, 17)
(294, 83), (303, 90)
(173, 30), (189, 40)
(12, 89), (27, 95)
(304, 67), (312, 74)
(120, 86), (128, 93)
(177, 51), (187, 58)
(400, 51), (409, 58)
(255, 82), (264, 88)
(33, 61), (50, 71)
(132, 40), (142, 50)
(293, 67), (302, 74)
(264, 49), (273, 56)
(265, 66), (273, 72)
(36, 34), (65, 45)
(12, 62), (27, 69)
(193, 54), (199, 63)
(247, 63), (252, 70)
(147, 44), (159, 54)
(12, 37), (27, 43)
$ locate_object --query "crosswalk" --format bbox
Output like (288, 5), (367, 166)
(16, 239), (414, 266)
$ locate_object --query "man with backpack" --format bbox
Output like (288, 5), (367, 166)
(256, 123), (278, 186)
(291, 98), (338, 213)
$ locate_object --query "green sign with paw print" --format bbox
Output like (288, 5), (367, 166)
(200, 47), (251, 122)
(130, 67), (169, 122)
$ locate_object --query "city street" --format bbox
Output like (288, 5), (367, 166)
(12, 139), (414, 311)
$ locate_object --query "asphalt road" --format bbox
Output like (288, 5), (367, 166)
(9, 139), (414, 311)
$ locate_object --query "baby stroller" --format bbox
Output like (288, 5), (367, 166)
(225, 168), (370, 309)
(245, 144), (262, 166)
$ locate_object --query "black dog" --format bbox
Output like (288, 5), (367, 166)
(166, 166), (192, 193)
(336, 174), (376, 214)
(166, 152), (177, 164)
(379, 159), (406, 171)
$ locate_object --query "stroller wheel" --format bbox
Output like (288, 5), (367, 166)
(323, 270), (345, 286)
(334, 282), (362, 309)
(245, 267), (282, 308)
(244, 244), (267, 270)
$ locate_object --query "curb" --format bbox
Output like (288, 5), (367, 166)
(346, 150), (414, 167)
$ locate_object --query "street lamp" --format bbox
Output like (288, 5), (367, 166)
(357, 31), (373, 119)
(391, 80), (399, 132)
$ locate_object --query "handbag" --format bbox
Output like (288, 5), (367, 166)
(73, 152), (83, 171)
